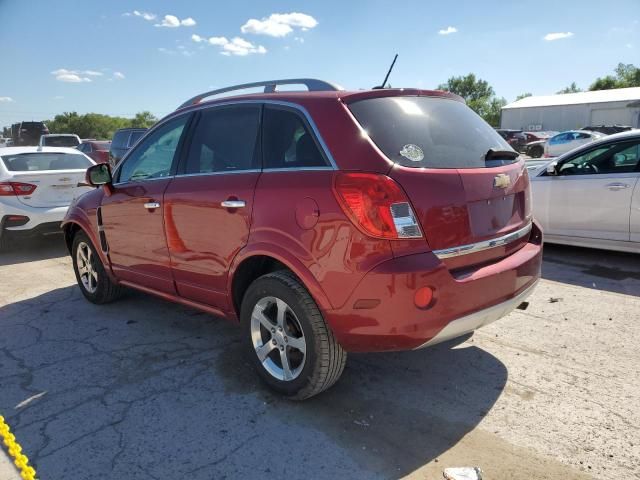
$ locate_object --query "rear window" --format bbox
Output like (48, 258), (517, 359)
(128, 131), (145, 147)
(0, 153), (92, 171)
(43, 136), (80, 147)
(349, 96), (514, 169)
(112, 131), (129, 148)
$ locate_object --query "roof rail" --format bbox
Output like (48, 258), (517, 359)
(177, 78), (342, 109)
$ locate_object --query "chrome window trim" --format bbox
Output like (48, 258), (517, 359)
(174, 169), (261, 179)
(113, 99), (338, 185)
(183, 99), (338, 170)
(433, 221), (533, 259)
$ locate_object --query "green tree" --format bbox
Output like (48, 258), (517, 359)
(557, 82), (582, 94)
(130, 111), (158, 128)
(437, 73), (504, 126)
(589, 63), (640, 90)
(515, 92), (532, 101)
(43, 111), (156, 139)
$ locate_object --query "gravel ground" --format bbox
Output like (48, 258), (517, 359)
(0, 236), (638, 479)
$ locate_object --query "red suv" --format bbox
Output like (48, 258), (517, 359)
(62, 79), (542, 400)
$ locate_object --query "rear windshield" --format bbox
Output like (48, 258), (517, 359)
(128, 131), (145, 146)
(43, 136), (80, 147)
(349, 96), (514, 169)
(0, 153), (92, 171)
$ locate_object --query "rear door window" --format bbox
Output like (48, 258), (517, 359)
(183, 105), (261, 174)
(348, 96), (513, 169)
(262, 106), (329, 169)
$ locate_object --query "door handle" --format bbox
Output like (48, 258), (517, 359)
(144, 202), (161, 209)
(221, 200), (246, 209)
(605, 183), (629, 191)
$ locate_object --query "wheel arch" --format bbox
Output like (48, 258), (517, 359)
(228, 244), (333, 318)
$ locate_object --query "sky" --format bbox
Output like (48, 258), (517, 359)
(0, 0), (638, 128)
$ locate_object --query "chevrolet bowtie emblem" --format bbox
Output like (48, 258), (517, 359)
(493, 174), (511, 189)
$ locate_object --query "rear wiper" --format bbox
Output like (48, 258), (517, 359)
(485, 149), (519, 161)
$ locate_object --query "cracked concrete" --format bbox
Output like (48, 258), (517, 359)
(0, 237), (638, 479)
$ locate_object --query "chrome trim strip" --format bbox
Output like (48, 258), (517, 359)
(433, 222), (533, 259)
(113, 99), (337, 187)
(415, 279), (539, 349)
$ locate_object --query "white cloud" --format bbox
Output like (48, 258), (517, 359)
(192, 34), (204, 43)
(543, 32), (574, 41)
(438, 26), (457, 35)
(155, 14), (196, 28)
(241, 12), (318, 37)
(113, 71), (125, 80)
(294, 36), (304, 43)
(158, 47), (175, 55)
(131, 10), (156, 21)
(626, 43), (633, 49)
(208, 36), (228, 46)
(0, 96), (13, 102)
(82, 70), (103, 76)
(56, 74), (92, 83)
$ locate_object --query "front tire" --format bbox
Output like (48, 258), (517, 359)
(241, 271), (346, 400)
(72, 231), (123, 304)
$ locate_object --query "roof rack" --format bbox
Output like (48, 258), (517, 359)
(178, 78), (342, 109)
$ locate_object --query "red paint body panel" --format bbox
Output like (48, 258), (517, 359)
(100, 180), (175, 294)
(324, 223), (542, 352)
(163, 173), (260, 310)
(250, 170), (393, 310)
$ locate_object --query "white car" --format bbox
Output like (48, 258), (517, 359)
(0, 147), (94, 250)
(530, 130), (640, 253)
(544, 130), (605, 158)
(0, 138), (9, 148)
(39, 134), (82, 148)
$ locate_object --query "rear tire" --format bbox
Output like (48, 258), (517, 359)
(529, 145), (543, 158)
(72, 231), (123, 304)
(241, 270), (346, 400)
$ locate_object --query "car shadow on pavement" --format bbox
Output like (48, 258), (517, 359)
(542, 244), (640, 297)
(0, 285), (507, 480)
(0, 235), (68, 267)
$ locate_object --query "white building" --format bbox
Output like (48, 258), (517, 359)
(501, 87), (640, 131)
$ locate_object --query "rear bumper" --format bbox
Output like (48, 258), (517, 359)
(0, 202), (68, 231)
(323, 222), (543, 352)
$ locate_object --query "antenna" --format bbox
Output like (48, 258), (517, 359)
(374, 54), (398, 89)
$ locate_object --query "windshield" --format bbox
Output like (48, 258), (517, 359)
(43, 136), (80, 147)
(349, 96), (514, 169)
(0, 152), (92, 171)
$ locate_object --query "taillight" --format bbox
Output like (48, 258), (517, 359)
(333, 172), (422, 239)
(0, 182), (37, 196)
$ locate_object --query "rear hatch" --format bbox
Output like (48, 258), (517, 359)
(348, 95), (532, 267)
(1, 151), (94, 207)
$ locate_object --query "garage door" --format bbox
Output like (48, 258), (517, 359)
(590, 108), (629, 125)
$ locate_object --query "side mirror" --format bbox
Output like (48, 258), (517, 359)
(86, 163), (112, 187)
(546, 161), (558, 175)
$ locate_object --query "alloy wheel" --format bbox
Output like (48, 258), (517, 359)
(76, 241), (98, 294)
(250, 296), (307, 381)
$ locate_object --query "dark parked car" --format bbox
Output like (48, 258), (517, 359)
(63, 78), (542, 399)
(78, 140), (111, 163)
(109, 128), (147, 167)
(11, 121), (49, 146)
(523, 131), (558, 158)
(496, 129), (527, 152)
(581, 125), (633, 135)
